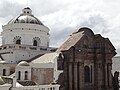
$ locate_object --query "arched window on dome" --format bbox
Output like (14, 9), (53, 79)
(33, 40), (37, 46)
(84, 65), (90, 83)
(16, 39), (21, 44)
(33, 37), (40, 46)
(30, 20), (35, 24)
(20, 19), (25, 23)
(18, 71), (21, 80)
(25, 71), (28, 80)
(13, 36), (21, 45)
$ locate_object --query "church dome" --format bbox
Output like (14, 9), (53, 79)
(17, 61), (30, 66)
(8, 7), (44, 25)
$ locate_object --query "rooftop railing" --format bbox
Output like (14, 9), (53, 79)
(0, 44), (50, 51)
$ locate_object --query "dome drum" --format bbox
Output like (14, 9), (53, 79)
(2, 23), (49, 33)
(1, 7), (50, 48)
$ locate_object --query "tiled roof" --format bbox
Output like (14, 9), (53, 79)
(31, 52), (59, 64)
(57, 31), (84, 52)
(0, 76), (5, 85)
(17, 81), (36, 86)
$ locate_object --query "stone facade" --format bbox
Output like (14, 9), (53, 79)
(57, 27), (116, 90)
(32, 68), (54, 85)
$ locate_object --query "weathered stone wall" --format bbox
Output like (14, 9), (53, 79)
(57, 28), (116, 90)
(32, 68), (53, 85)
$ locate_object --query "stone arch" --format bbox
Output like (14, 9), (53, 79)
(18, 71), (21, 80)
(33, 40), (37, 46)
(25, 71), (28, 80)
(3, 69), (6, 76)
(33, 37), (40, 46)
(13, 36), (21, 44)
(84, 65), (90, 83)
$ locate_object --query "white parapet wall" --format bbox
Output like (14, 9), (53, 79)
(12, 84), (60, 90)
(0, 84), (12, 90)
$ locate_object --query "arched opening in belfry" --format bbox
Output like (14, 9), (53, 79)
(18, 71), (21, 80)
(84, 65), (90, 83)
(3, 69), (6, 76)
(16, 39), (21, 44)
(33, 40), (37, 46)
(25, 71), (28, 80)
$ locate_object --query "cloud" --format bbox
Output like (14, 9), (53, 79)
(79, 13), (110, 34)
(0, 0), (120, 55)
(0, 0), (24, 18)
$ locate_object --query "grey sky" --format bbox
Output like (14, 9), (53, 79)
(0, 0), (120, 55)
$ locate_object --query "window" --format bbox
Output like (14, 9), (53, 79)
(57, 53), (64, 70)
(18, 71), (21, 80)
(30, 20), (35, 24)
(83, 36), (88, 48)
(25, 71), (28, 80)
(13, 36), (21, 44)
(84, 66), (90, 83)
(33, 40), (37, 46)
(3, 69), (6, 76)
(16, 39), (21, 44)
(33, 37), (40, 46)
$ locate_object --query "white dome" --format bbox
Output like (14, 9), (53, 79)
(2, 7), (50, 47)
(17, 61), (30, 66)
(8, 7), (44, 25)
(0, 61), (7, 64)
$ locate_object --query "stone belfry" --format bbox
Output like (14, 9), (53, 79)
(0, 7), (51, 63)
(57, 27), (116, 90)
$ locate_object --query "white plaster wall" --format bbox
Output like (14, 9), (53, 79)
(15, 66), (31, 81)
(1, 48), (49, 63)
(0, 84), (11, 90)
(0, 66), (10, 76)
(54, 57), (63, 81)
(1, 23), (49, 47)
(12, 84), (60, 90)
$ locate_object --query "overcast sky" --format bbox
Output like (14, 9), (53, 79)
(0, 0), (120, 55)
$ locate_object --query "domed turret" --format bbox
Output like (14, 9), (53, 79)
(8, 7), (44, 25)
(17, 61), (30, 66)
(0, 61), (7, 64)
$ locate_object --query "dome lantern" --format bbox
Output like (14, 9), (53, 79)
(22, 7), (32, 15)
(7, 7), (44, 25)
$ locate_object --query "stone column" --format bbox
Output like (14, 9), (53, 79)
(68, 62), (73, 90)
(105, 64), (107, 88)
(109, 63), (113, 89)
(13, 76), (16, 87)
(78, 62), (84, 89)
(74, 62), (78, 90)
(21, 70), (24, 81)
